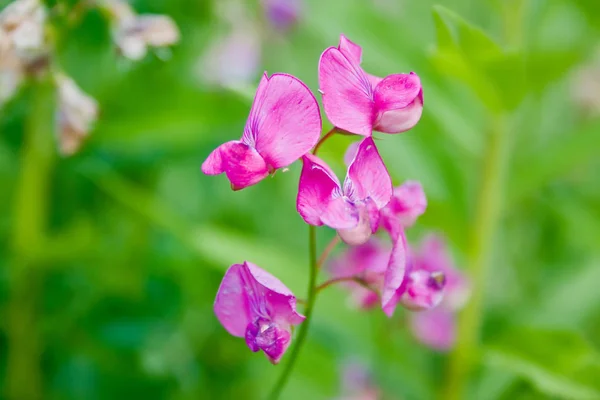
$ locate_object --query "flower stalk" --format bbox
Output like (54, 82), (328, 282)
(267, 224), (318, 400)
(443, 115), (508, 400)
(7, 79), (55, 400)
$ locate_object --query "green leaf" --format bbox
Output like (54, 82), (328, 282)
(485, 327), (600, 399)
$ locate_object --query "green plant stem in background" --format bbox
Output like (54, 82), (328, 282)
(7, 80), (55, 400)
(267, 225), (318, 400)
(443, 116), (509, 400)
(312, 128), (337, 155)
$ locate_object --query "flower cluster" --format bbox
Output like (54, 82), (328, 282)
(204, 34), (463, 365)
(0, 0), (179, 155)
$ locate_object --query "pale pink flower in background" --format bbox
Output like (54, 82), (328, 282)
(199, 24), (261, 88)
(214, 261), (305, 364)
(56, 74), (99, 156)
(319, 34), (423, 136)
(104, 0), (179, 60)
(262, 0), (302, 32)
(297, 137), (392, 245)
(380, 180), (427, 239)
(335, 361), (380, 400)
(571, 49), (600, 118)
(202, 72), (321, 190)
(408, 234), (470, 350)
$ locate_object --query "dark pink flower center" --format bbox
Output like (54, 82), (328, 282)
(245, 317), (290, 361)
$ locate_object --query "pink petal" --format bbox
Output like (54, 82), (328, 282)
(380, 180), (427, 233)
(213, 263), (252, 337)
(337, 203), (372, 246)
(297, 154), (358, 229)
(338, 34), (362, 64)
(366, 73), (383, 88)
(245, 73), (322, 169)
(373, 72), (423, 134)
(245, 261), (305, 325)
(318, 47), (374, 136)
(343, 141), (361, 167)
(382, 230), (407, 317)
(410, 308), (456, 351)
(329, 237), (390, 278)
(201, 140), (270, 190)
(346, 137), (393, 209)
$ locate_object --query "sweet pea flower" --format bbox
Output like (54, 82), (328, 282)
(104, 0), (179, 61)
(297, 137), (392, 245)
(214, 261), (305, 364)
(380, 180), (427, 239)
(328, 234), (407, 315)
(202, 72), (321, 190)
(318, 34), (423, 136)
(408, 234), (470, 350)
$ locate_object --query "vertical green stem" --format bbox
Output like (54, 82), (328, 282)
(443, 115), (508, 400)
(267, 225), (318, 400)
(6, 80), (55, 400)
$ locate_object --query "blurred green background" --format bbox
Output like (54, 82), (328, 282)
(1, 0), (600, 399)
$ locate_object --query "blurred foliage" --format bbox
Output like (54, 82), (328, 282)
(1, 0), (600, 399)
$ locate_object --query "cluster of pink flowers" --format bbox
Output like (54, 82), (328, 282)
(204, 34), (467, 365)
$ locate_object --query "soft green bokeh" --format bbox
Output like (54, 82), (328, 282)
(1, 0), (599, 399)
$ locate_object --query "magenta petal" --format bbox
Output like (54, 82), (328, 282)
(243, 73), (322, 168)
(367, 73), (383, 89)
(400, 269), (446, 311)
(410, 308), (456, 351)
(214, 262), (304, 364)
(346, 137), (393, 209)
(201, 140), (269, 190)
(318, 47), (374, 136)
(297, 154), (358, 229)
(373, 72), (423, 134)
(343, 141), (361, 167)
(338, 34), (362, 64)
(381, 180), (427, 233)
(329, 237), (390, 278)
(382, 231), (407, 317)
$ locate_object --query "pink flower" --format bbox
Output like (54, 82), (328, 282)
(296, 137), (392, 245)
(336, 361), (380, 400)
(380, 180), (427, 239)
(408, 234), (470, 351)
(318, 34), (423, 136)
(202, 72), (321, 190)
(328, 234), (407, 314)
(214, 261), (305, 364)
(262, 0), (301, 31)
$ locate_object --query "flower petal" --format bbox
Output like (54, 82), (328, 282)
(382, 230), (407, 316)
(244, 73), (322, 169)
(337, 204), (372, 246)
(245, 261), (305, 325)
(346, 137), (393, 208)
(318, 47), (374, 136)
(201, 140), (269, 190)
(338, 34), (362, 64)
(373, 72), (423, 134)
(297, 154), (358, 229)
(410, 308), (456, 351)
(213, 263), (252, 337)
(380, 180), (427, 234)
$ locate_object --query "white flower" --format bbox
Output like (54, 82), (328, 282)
(56, 75), (99, 156)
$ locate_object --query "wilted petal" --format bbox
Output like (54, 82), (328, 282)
(373, 72), (423, 133)
(410, 308), (456, 350)
(201, 140), (269, 190)
(297, 154), (358, 229)
(248, 73), (321, 168)
(214, 262), (304, 364)
(345, 137), (392, 209)
(318, 46), (374, 136)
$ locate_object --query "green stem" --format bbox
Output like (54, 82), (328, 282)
(7, 80), (55, 400)
(267, 225), (318, 400)
(312, 128), (337, 155)
(443, 115), (508, 400)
